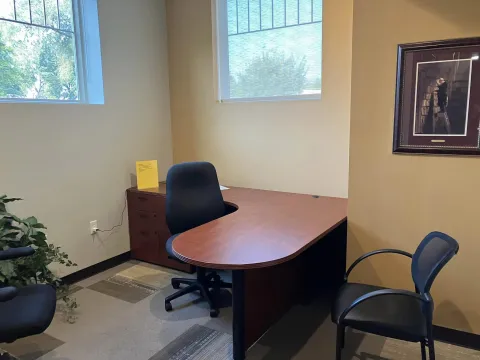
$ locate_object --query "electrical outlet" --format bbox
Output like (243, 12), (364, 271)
(90, 220), (98, 235)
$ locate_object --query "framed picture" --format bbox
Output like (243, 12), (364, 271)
(393, 37), (480, 155)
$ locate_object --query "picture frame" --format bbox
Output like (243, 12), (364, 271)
(393, 37), (480, 155)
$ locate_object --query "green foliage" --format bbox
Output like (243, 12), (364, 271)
(230, 51), (308, 98)
(37, 31), (77, 100)
(0, 0), (78, 100)
(0, 33), (28, 97)
(0, 195), (78, 323)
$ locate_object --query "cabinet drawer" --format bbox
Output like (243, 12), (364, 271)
(130, 228), (160, 264)
(127, 191), (164, 213)
(129, 210), (168, 233)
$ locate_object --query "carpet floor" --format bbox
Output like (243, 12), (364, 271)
(3, 260), (479, 360)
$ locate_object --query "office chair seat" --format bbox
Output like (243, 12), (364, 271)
(163, 162), (234, 318)
(332, 282), (427, 342)
(166, 234), (180, 260)
(0, 284), (57, 344)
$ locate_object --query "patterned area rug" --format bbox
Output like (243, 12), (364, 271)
(149, 325), (232, 360)
(88, 264), (182, 303)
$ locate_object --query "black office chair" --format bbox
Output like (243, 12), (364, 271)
(0, 247), (57, 352)
(164, 162), (233, 318)
(332, 231), (459, 360)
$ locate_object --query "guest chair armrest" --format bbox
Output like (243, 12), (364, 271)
(0, 247), (35, 261)
(338, 289), (426, 324)
(0, 286), (18, 302)
(345, 249), (413, 281)
(224, 202), (238, 215)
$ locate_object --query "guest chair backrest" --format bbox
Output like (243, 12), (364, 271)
(166, 162), (225, 235)
(412, 231), (459, 295)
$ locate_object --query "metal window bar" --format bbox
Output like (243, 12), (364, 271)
(1, 0), (73, 34)
(297, 0), (300, 25)
(259, 0), (262, 29)
(311, 0), (313, 21)
(57, 0), (61, 29)
(271, 0), (274, 27)
(28, 0), (32, 23)
(247, 0), (250, 31)
(236, 0), (239, 34)
(229, 0), (321, 36)
(43, 0), (47, 25)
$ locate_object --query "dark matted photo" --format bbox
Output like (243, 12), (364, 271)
(393, 37), (480, 155)
(413, 59), (472, 136)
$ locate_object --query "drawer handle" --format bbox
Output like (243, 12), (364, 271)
(140, 231), (157, 236)
(137, 196), (148, 202)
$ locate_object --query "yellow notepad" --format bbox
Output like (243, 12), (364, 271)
(136, 160), (159, 190)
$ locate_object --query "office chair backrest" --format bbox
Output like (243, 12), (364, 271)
(411, 231), (459, 295)
(166, 162), (226, 235)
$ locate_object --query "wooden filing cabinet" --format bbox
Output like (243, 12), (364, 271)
(126, 183), (194, 273)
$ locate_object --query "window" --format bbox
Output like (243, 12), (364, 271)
(0, 0), (104, 103)
(215, 0), (322, 102)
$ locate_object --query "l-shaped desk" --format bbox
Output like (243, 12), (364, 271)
(171, 187), (348, 360)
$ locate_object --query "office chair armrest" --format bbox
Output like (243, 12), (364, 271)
(338, 289), (426, 324)
(0, 286), (18, 302)
(0, 247), (35, 261)
(345, 249), (413, 281)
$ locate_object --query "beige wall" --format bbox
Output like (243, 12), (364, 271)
(0, 0), (173, 276)
(349, 0), (480, 333)
(166, 0), (352, 198)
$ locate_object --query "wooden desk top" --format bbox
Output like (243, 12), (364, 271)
(172, 188), (347, 270)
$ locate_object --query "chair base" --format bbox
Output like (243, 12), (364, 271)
(165, 268), (231, 318)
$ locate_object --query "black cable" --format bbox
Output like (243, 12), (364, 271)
(96, 192), (127, 233)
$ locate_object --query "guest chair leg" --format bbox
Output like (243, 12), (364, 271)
(420, 341), (427, 360)
(428, 337), (435, 360)
(336, 325), (344, 360)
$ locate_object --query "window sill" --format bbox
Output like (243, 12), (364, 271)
(218, 93), (322, 103)
(0, 99), (103, 105)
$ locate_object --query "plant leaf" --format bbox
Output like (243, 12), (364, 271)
(31, 232), (47, 241)
(3, 198), (22, 204)
(24, 217), (38, 225)
(0, 261), (15, 278)
(0, 232), (19, 239)
(32, 223), (47, 229)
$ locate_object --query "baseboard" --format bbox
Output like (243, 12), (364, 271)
(62, 251), (131, 285)
(434, 325), (480, 351)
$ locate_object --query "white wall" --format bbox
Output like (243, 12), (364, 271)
(0, 0), (173, 276)
(167, 0), (352, 198)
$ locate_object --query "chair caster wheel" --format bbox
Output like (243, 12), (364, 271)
(172, 280), (180, 289)
(210, 309), (219, 318)
(165, 302), (173, 312)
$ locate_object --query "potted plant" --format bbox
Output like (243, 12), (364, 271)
(0, 195), (78, 323)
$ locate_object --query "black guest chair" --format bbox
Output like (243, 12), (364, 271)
(0, 247), (56, 349)
(332, 231), (459, 360)
(164, 162), (234, 318)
